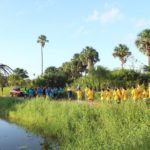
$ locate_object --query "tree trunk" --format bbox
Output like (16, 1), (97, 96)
(87, 59), (93, 72)
(41, 46), (43, 75)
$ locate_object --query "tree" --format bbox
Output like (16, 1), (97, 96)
(0, 64), (13, 76)
(62, 61), (73, 79)
(80, 46), (100, 72)
(112, 44), (131, 69)
(90, 65), (111, 90)
(0, 73), (7, 88)
(135, 29), (150, 67)
(44, 66), (58, 75)
(70, 53), (84, 78)
(13, 68), (29, 79)
(8, 74), (21, 86)
(37, 35), (49, 75)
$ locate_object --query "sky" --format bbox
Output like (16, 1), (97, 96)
(0, 0), (150, 78)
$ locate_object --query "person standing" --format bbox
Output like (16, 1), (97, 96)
(76, 87), (82, 101)
(87, 87), (94, 104)
(67, 87), (73, 100)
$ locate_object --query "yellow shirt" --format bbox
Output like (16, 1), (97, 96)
(148, 86), (150, 98)
(143, 89), (148, 99)
(131, 88), (138, 101)
(100, 91), (104, 101)
(117, 89), (122, 100)
(87, 89), (94, 101)
(85, 87), (89, 97)
(121, 89), (128, 100)
(136, 85), (143, 99)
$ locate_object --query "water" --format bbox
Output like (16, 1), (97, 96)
(0, 119), (59, 150)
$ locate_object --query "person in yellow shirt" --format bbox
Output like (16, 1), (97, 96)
(148, 83), (150, 98)
(116, 88), (122, 103)
(136, 84), (143, 100)
(131, 86), (138, 101)
(106, 88), (113, 102)
(113, 88), (119, 102)
(121, 87), (128, 101)
(84, 85), (89, 100)
(100, 88), (105, 101)
(87, 87), (94, 103)
(142, 87), (149, 100)
(76, 88), (82, 101)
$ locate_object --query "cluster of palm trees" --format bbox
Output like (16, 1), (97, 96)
(37, 34), (100, 76)
(1, 28), (150, 79)
(112, 29), (150, 70)
(36, 29), (150, 77)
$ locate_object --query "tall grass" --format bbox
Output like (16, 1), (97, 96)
(0, 87), (11, 96)
(1, 97), (150, 149)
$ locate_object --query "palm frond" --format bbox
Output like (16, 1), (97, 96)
(0, 64), (13, 76)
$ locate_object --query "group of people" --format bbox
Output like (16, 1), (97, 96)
(20, 84), (150, 103)
(76, 84), (150, 103)
(23, 86), (63, 99)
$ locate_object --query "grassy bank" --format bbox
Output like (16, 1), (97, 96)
(1, 97), (150, 149)
(0, 87), (11, 96)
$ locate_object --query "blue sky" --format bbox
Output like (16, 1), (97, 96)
(0, 0), (150, 78)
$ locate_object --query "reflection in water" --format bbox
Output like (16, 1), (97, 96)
(41, 137), (59, 150)
(0, 119), (59, 150)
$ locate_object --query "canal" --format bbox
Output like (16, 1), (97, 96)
(0, 119), (59, 150)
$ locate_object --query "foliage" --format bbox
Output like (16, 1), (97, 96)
(0, 98), (150, 149)
(113, 44), (131, 69)
(135, 29), (150, 67)
(0, 64), (13, 76)
(0, 74), (7, 87)
(37, 35), (49, 48)
(72, 69), (150, 90)
(7, 74), (30, 87)
(8, 74), (22, 86)
(33, 70), (68, 87)
(80, 46), (100, 72)
(13, 68), (29, 79)
(110, 69), (150, 87)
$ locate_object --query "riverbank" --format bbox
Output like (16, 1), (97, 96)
(0, 97), (150, 149)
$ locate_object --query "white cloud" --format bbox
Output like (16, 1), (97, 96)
(88, 10), (99, 21)
(88, 7), (123, 24)
(135, 18), (150, 28)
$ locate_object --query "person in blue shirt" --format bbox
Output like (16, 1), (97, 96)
(59, 87), (63, 98)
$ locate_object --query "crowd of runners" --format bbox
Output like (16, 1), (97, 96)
(16, 83), (150, 103)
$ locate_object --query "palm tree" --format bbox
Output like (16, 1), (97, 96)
(0, 64), (13, 75)
(135, 29), (150, 67)
(112, 44), (131, 69)
(80, 46), (100, 72)
(71, 53), (84, 78)
(37, 35), (49, 75)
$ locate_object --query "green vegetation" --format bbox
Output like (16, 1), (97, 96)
(1, 28), (150, 149)
(112, 44), (131, 70)
(135, 29), (150, 67)
(0, 97), (150, 149)
(0, 87), (11, 96)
